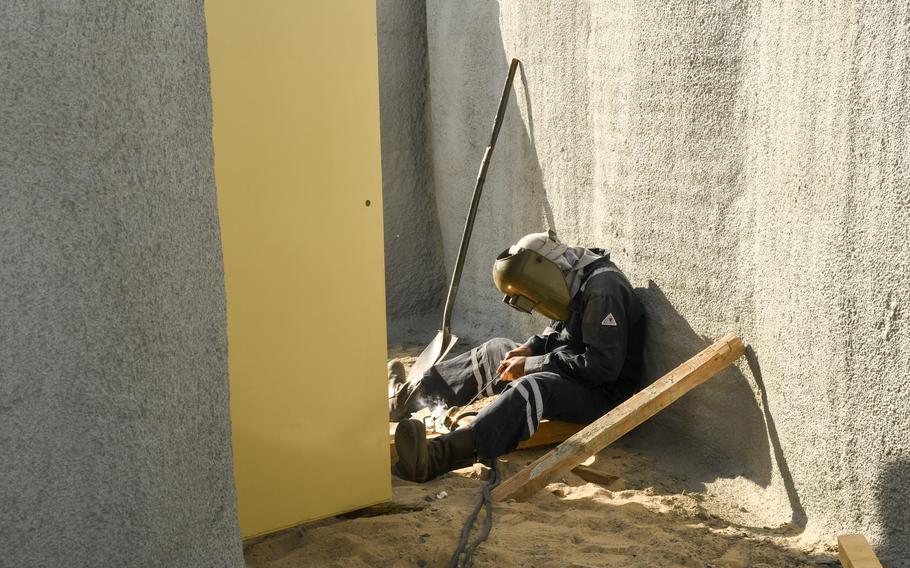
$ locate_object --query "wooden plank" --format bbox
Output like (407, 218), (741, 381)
(389, 420), (583, 461)
(838, 534), (883, 568)
(492, 332), (746, 502)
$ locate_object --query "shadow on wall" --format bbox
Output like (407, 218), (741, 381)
(516, 61), (556, 232)
(432, 1), (557, 341)
(877, 457), (909, 566)
(630, 281), (806, 532)
(443, 1), (553, 231)
(382, 0), (561, 341)
(744, 344), (808, 529)
(376, 0), (447, 324)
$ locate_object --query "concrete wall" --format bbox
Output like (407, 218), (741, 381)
(383, 1), (909, 564)
(0, 3), (242, 567)
(377, 0), (446, 328)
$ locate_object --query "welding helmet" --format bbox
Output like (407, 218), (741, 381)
(492, 232), (572, 321)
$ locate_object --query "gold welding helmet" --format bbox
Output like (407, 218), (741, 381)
(492, 245), (572, 321)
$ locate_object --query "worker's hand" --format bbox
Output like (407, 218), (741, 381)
(497, 345), (532, 375)
(498, 356), (526, 382)
(503, 345), (533, 361)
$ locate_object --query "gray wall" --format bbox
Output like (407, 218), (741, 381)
(0, 3), (243, 567)
(377, 0), (446, 328)
(382, 1), (909, 564)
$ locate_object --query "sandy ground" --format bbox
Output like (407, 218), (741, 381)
(243, 344), (841, 568)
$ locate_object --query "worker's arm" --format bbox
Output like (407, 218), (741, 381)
(522, 279), (629, 386)
(499, 325), (562, 379)
(520, 324), (562, 355)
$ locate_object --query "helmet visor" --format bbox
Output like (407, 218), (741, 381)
(492, 248), (572, 321)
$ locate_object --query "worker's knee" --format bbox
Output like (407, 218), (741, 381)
(481, 337), (516, 352)
(479, 337), (519, 365)
(514, 372), (560, 398)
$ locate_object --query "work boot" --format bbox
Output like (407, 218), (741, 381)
(389, 376), (427, 422)
(387, 359), (406, 399)
(393, 419), (476, 483)
(388, 359), (412, 421)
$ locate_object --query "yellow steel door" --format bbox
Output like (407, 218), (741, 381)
(206, 2), (390, 538)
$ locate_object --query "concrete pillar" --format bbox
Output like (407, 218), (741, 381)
(0, 3), (242, 566)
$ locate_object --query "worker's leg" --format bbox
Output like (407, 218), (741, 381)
(422, 337), (515, 403)
(391, 337), (516, 419)
(470, 372), (614, 459)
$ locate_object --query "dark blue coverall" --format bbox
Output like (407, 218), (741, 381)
(415, 253), (645, 459)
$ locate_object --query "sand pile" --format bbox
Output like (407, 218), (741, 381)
(244, 442), (837, 567)
(242, 346), (839, 568)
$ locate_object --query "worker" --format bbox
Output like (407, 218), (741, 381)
(390, 230), (645, 483)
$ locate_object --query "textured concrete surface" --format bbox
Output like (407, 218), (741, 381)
(0, 3), (242, 567)
(377, 0), (446, 326)
(382, 1), (910, 564)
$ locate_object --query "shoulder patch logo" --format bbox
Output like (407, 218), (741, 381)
(602, 313), (617, 326)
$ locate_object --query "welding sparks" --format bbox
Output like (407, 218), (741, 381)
(410, 396), (451, 432)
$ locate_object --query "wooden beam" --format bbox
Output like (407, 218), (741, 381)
(492, 332), (746, 502)
(838, 534), (883, 568)
(389, 420), (583, 461)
